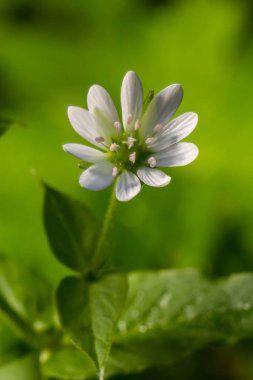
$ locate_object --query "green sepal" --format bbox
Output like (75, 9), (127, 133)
(142, 89), (154, 115)
(78, 161), (91, 170)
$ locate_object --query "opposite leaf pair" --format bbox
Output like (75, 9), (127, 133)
(2, 185), (253, 380)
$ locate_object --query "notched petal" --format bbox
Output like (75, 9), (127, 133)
(79, 162), (115, 191)
(137, 167), (171, 187)
(116, 171), (141, 201)
(154, 142), (199, 167)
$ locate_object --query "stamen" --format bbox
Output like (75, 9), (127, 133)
(114, 121), (121, 133)
(145, 137), (156, 145)
(148, 156), (156, 168)
(129, 152), (136, 164)
(134, 120), (141, 130)
(122, 136), (136, 149)
(153, 124), (163, 133)
(95, 136), (105, 143)
(110, 143), (120, 152)
(112, 166), (118, 177)
(127, 114), (133, 125)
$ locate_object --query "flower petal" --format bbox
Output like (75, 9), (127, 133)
(116, 170), (141, 201)
(137, 167), (171, 187)
(151, 112), (198, 151)
(154, 142), (199, 167)
(121, 71), (143, 131)
(79, 162), (115, 191)
(87, 84), (119, 124)
(63, 143), (107, 163)
(141, 84), (183, 138)
(67, 106), (110, 149)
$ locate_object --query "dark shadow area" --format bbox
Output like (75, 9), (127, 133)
(209, 217), (253, 277)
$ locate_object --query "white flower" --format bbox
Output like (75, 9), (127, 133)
(63, 71), (199, 202)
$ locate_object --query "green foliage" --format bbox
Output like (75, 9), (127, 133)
(41, 187), (253, 378)
(0, 355), (41, 380)
(218, 273), (253, 339)
(57, 273), (128, 375)
(0, 257), (53, 330)
(1, 210), (253, 379)
(43, 185), (100, 274)
(42, 346), (96, 380)
(40, 269), (253, 379)
(107, 270), (253, 376)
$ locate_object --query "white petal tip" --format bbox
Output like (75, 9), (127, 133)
(79, 163), (115, 191)
(172, 83), (183, 90)
(67, 105), (74, 116)
(181, 145), (199, 166)
(125, 70), (137, 77)
(116, 171), (141, 202)
(194, 147), (199, 159)
(157, 176), (172, 187)
(137, 167), (171, 188)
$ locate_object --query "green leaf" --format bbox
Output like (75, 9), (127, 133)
(105, 270), (253, 376)
(41, 346), (96, 379)
(218, 272), (253, 341)
(57, 273), (128, 375)
(46, 270), (253, 379)
(0, 355), (41, 380)
(0, 257), (53, 330)
(43, 185), (100, 274)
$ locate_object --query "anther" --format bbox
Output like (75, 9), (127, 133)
(134, 120), (141, 130)
(114, 121), (121, 133)
(112, 167), (118, 177)
(95, 136), (105, 143)
(127, 114), (133, 125)
(154, 124), (163, 133)
(129, 152), (136, 164)
(148, 156), (156, 168)
(110, 143), (120, 152)
(145, 137), (156, 145)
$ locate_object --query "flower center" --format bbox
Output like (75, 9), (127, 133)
(108, 127), (150, 173)
(93, 119), (163, 175)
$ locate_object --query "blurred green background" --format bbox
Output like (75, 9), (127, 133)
(0, 0), (253, 378)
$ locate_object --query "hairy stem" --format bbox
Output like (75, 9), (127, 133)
(92, 189), (118, 273)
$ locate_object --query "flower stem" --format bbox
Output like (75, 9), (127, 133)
(92, 189), (118, 274)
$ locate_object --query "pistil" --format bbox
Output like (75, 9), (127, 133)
(122, 136), (136, 149)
